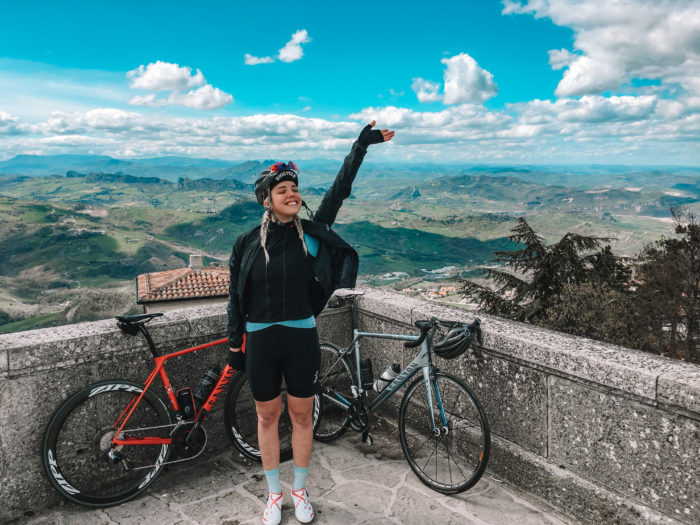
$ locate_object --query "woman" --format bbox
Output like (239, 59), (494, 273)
(227, 121), (394, 524)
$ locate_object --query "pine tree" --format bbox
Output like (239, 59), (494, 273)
(460, 217), (628, 324)
(636, 207), (700, 361)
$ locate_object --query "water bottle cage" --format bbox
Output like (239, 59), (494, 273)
(359, 358), (374, 389)
(373, 364), (401, 392)
(373, 376), (392, 392)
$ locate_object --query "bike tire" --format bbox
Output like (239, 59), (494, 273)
(398, 372), (490, 494)
(224, 371), (321, 462)
(42, 379), (172, 507)
(314, 342), (354, 442)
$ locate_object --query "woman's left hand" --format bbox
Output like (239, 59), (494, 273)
(357, 120), (395, 147)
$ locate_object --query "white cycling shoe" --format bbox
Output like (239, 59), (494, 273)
(291, 488), (314, 523)
(262, 492), (283, 525)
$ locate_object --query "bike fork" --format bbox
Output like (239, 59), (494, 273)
(423, 367), (447, 436)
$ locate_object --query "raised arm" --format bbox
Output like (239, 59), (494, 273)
(314, 121), (394, 227)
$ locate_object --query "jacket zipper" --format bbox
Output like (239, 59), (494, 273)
(282, 228), (287, 320)
(265, 244), (270, 320)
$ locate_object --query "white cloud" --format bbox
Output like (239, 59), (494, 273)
(555, 95), (657, 122)
(511, 95), (663, 129)
(82, 108), (144, 130)
(176, 85), (233, 109)
(127, 93), (161, 107)
(502, 0), (700, 98)
(126, 61), (232, 110)
(442, 53), (498, 104)
(411, 78), (441, 103)
(548, 48), (577, 70)
(349, 90), (698, 161)
(244, 53), (274, 65)
(0, 111), (31, 135)
(127, 61), (205, 92)
(129, 85), (233, 110)
(243, 30), (312, 67)
(278, 30), (311, 63)
(0, 88), (696, 164)
(412, 53), (498, 105)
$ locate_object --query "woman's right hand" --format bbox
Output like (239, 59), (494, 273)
(227, 347), (245, 371)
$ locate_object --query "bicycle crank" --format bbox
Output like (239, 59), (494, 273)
(172, 423), (207, 459)
(348, 403), (370, 432)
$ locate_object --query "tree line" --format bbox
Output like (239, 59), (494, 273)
(461, 207), (699, 363)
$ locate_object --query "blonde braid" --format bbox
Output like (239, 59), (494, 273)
(293, 214), (308, 256)
(260, 208), (271, 263)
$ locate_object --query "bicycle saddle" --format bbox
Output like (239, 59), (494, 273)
(115, 312), (164, 324)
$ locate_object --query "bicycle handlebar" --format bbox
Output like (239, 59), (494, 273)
(404, 317), (437, 348)
(404, 317), (483, 348)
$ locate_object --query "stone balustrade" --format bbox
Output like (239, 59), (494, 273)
(0, 286), (698, 524)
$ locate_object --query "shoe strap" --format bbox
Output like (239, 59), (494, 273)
(267, 492), (283, 510)
(291, 488), (308, 507)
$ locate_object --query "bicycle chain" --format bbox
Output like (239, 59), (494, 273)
(111, 420), (209, 470)
(132, 430), (208, 470)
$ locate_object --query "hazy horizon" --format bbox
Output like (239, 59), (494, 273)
(1, 152), (699, 171)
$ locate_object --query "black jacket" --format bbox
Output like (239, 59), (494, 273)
(227, 141), (367, 348)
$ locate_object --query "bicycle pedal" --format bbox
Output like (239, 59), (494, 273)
(361, 432), (374, 446)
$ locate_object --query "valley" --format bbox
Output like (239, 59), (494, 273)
(1, 154), (697, 333)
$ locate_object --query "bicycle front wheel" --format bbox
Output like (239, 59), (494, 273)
(42, 380), (172, 507)
(224, 371), (320, 462)
(399, 372), (490, 494)
(314, 342), (354, 442)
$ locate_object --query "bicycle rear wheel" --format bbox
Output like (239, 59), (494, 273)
(224, 371), (320, 462)
(399, 372), (490, 494)
(314, 342), (354, 442)
(42, 380), (172, 507)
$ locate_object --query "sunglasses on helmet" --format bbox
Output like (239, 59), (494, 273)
(269, 161), (299, 173)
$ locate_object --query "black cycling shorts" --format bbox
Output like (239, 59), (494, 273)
(245, 325), (321, 402)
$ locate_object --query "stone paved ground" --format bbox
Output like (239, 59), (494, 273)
(18, 418), (579, 525)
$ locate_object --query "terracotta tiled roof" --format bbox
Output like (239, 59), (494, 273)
(136, 266), (229, 304)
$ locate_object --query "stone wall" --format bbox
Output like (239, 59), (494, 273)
(355, 286), (699, 525)
(0, 303), (350, 522)
(1, 288), (698, 524)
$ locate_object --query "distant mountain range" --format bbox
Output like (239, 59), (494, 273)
(2, 158), (699, 220)
(0, 154), (273, 182)
(3, 153), (697, 188)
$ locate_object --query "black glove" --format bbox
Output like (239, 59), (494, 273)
(227, 348), (246, 371)
(357, 124), (384, 147)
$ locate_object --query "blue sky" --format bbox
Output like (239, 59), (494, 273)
(0, 0), (698, 165)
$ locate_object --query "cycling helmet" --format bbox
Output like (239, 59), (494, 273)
(433, 322), (473, 359)
(254, 161), (299, 205)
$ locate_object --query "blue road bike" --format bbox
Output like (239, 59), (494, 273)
(313, 290), (490, 494)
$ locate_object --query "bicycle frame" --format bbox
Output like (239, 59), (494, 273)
(111, 337), (235, 447)
(320, 327), (447, 433)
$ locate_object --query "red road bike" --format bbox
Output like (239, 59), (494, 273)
(42, 312), (317, 507)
